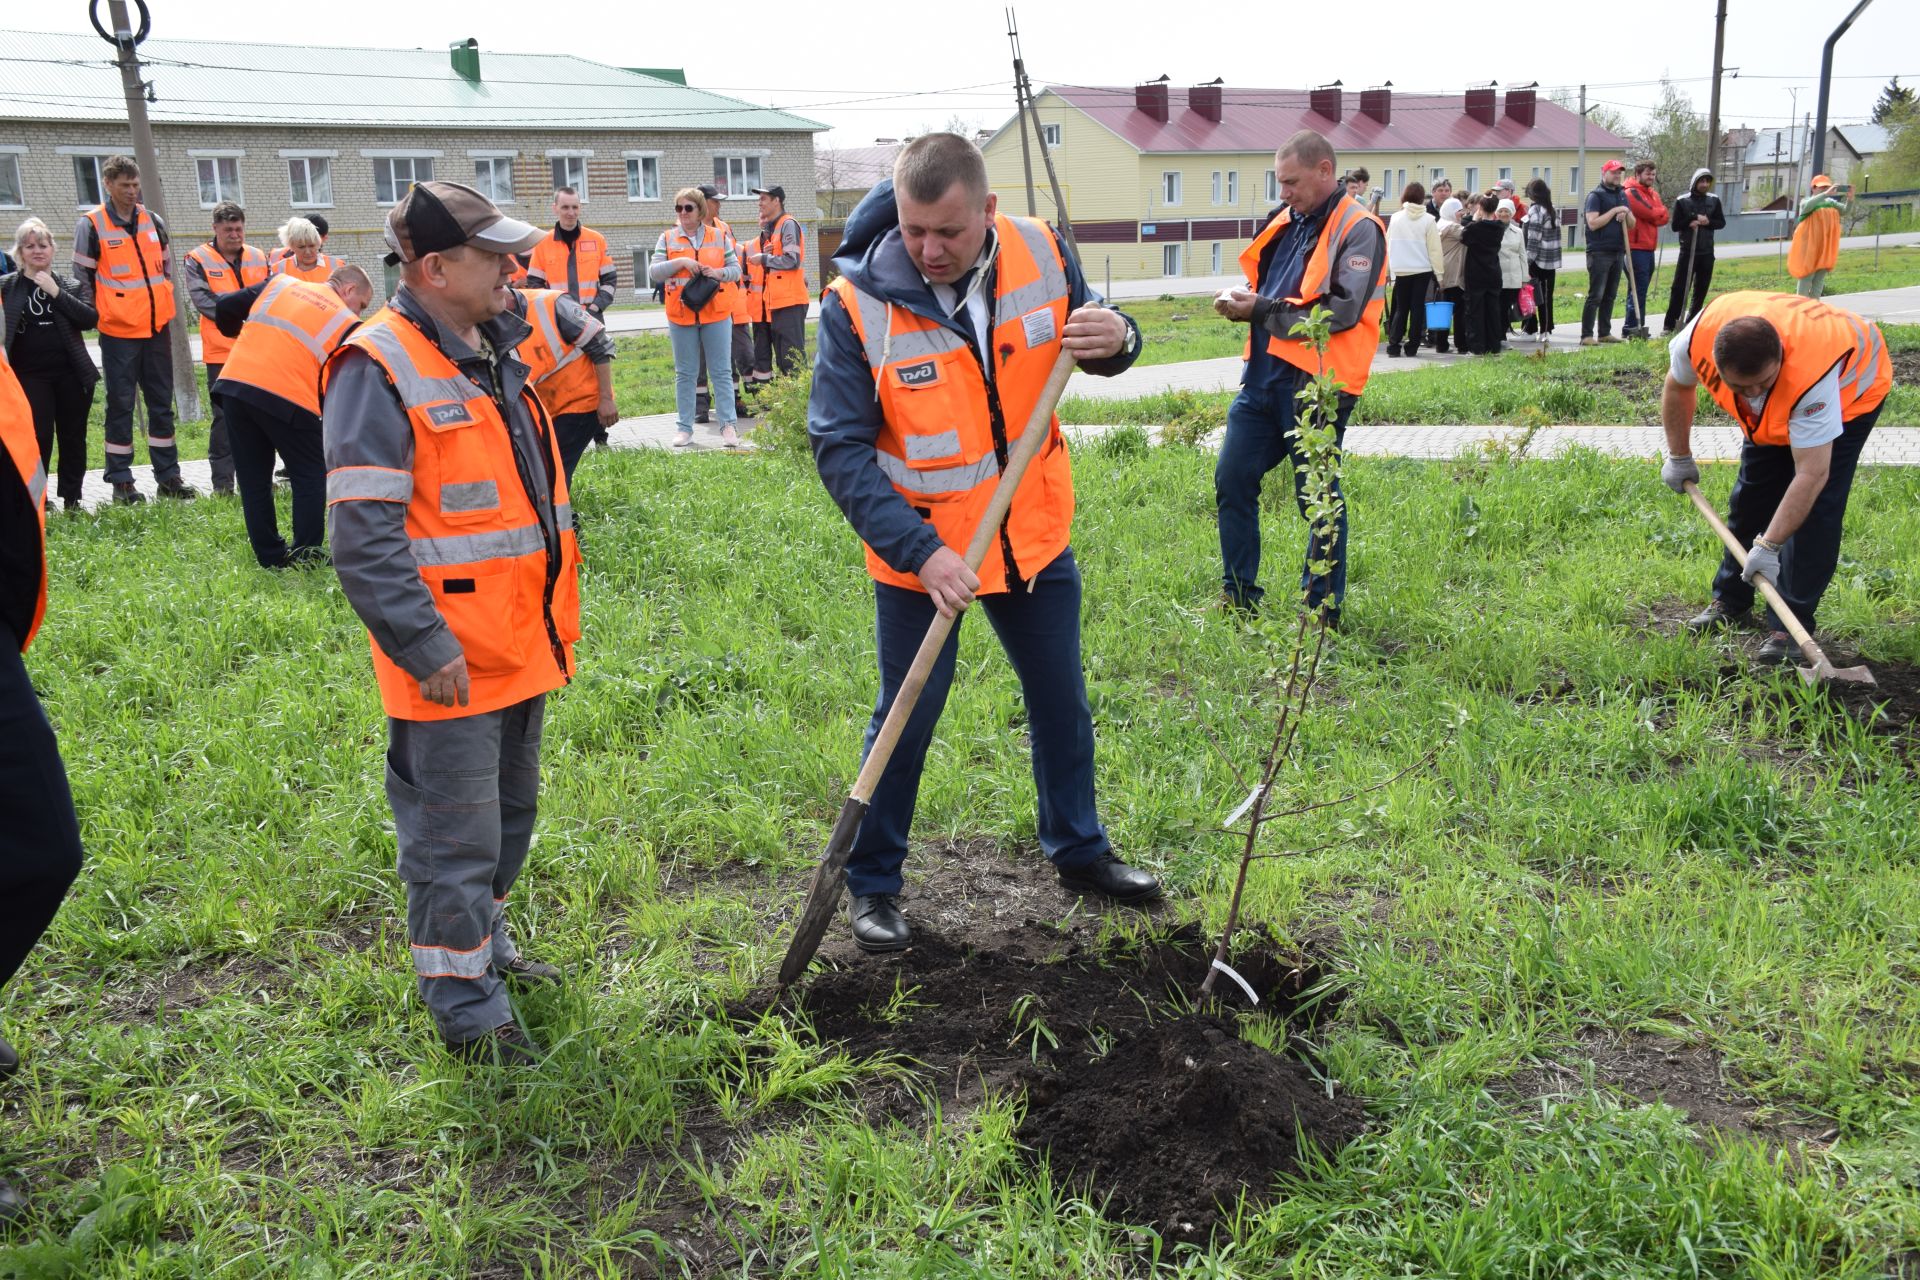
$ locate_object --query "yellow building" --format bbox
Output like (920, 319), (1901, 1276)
(982, 83), (1630, 281)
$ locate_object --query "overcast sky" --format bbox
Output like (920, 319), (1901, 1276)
(17, 0), (1918, 149)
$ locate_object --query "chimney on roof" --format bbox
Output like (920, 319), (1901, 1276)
(450, 37), (481, 83)
(1360, 84), (1392, 124)
(1188, 82), (1223, 123)
(1465, 84), (1497, 125)
(1135, 80), (1169, 123)
(1310, 81), (1343, 122)
(1504, 84), (1537, 127)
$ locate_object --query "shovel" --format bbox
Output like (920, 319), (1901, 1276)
(1681, 481), (1875, 687)
(776, 343), (1082, 987)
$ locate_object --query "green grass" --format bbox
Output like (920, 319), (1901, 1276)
(5, 438), (1920, 1274)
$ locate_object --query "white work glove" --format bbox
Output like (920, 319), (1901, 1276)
(1661, 455), (1700, 494)
(1742, 537), (1782, 586)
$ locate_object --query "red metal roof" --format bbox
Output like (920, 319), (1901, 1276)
(1042, 85), (1628, 155)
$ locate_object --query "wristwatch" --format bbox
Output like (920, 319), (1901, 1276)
(1121, 322), (1142, 359)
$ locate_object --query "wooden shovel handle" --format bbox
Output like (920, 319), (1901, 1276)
(848, 344), (1080, 804)
(1681, 480), (1825, 661)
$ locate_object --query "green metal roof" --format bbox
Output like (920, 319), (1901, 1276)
(626, 68), (688, 86)
(0, 29), (822, 132)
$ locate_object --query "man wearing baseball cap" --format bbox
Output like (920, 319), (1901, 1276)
(322, 181), (585, 1065)
(1580, 160), (1633, 345)
(743, 185), (809, 385)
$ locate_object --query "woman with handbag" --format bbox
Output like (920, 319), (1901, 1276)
(650, 187), (742, 447)
(1520, 180), (1560, 337)
(2, 220), (98, 510)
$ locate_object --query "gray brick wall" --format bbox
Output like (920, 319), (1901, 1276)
(1, 119), (820, 296)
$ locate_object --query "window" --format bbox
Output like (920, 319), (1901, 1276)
(1464, 167), (1479, 193)
(373, 155), (434, 205)
(713, 155), (762, 196)
(73, 155), (104, 207)
(1162, 171), (1182, 205)
(1265, 171), (1278, 203)
(287, 156), (333, 207)
(1226, 171), (1238, 204)
(0, 153), (22, 208)
(1569, 166), (1581, 195)
(1430, 167), (1446, 183)
(1211, 171), (1221, 204)
(195, 155), (243, 207)
(625, 155), (660, 201)
(1540, 167), (1551, 193)
(1163, 243), (1184, 276)
(1210, 241), (1221, 273)
(1498, 166), (1512, 182)
(473, 156), (515, 203)
(550, 155), (588, 199)
(1041, 122), (1061, 148)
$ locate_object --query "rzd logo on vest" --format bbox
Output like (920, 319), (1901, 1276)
(896, 360), (940, 387)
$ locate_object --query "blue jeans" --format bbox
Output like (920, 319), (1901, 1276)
(846, 549), (1110, 898)
(1215, 375), (1353, 612)
(667, 318), (735, 429)
(1625, 248), (1654, 328)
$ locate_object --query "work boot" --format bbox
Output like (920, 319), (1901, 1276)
(1755, 631), (1796, 667)
(1598, 334), (1622, 344)
(0, 1031), (18, 1081)
(1386, 344), (1402, 359)
(446, 1021), (543, 1066)
(155, 480), (197, 500)
(849, 893), (912, 953)
(500, 955), (564, 986)
(1686, 600), (1751, 634)
(112, 482), (145, 505)
(1058, 852), (1162, 904)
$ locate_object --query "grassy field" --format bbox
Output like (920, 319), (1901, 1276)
(4, 435), (1919, 1275)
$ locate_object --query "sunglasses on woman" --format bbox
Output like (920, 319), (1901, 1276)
(676, 204), (700, 212)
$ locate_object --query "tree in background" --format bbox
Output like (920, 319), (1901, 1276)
(1871, 78), (1915, 126)
(1633, 80), (1709, 205)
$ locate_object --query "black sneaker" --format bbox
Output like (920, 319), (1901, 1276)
(155, 480), (197, 501)
(112, 482), (145, 506)
(500, 955), (564, 986)
(1386, 345), (1402, 359)
(1755, 632), (1796, 667)
(447, 1021), (543, 1065)
(1686, 601), (1751, 634)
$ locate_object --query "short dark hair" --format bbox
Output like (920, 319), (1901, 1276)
(553, 185), (578, 198)
(1346, 166), (1370, 184)
(1279, 130), (1336, 172)
(1714, 316), (1784, 378)
(894, 132), (989, 204)
(102, 155), (139, 182)
(1433, 176), (1453, 189)
(310, 214), (329, 238)
(1402, 181), (1426, 206)
(210, 201), (245, 225)
(1634, 161), (1658, 177)
(1478, 194), (1498, 215)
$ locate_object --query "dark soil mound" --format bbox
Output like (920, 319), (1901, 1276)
(1822, 654), (1920, 740)
(1019, 1014), (1366, 1240)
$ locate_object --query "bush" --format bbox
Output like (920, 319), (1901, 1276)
(750, 367), (814, 462)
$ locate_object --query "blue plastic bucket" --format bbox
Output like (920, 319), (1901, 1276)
(1424, 300), (1454, 331)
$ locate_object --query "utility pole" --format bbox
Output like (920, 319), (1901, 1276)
(1007, 10), (1078, 260)
(1812, 0), (1875, 178)
(1576, 84), (1587, 249)
(1006, 9), (1037, 217)
(98, 0), (199, 420)
(1705, 0), (1727, 179)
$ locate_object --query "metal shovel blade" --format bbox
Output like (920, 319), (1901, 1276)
(776, 795), (868, 988)
(1795, 659), (1877, 688)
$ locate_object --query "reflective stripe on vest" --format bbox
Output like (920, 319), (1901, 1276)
(87, 205), (175, 339)
(218, 275), (357, 416)
(663, 225), (732, 325)
(749, 214), (809, 314)
(1238, 194), (1388, 394)
(527, 230), (607, 305)
(514, 289), (600, 417)
(187, 242), (270, 364)
(1687, 290), (1893, 446)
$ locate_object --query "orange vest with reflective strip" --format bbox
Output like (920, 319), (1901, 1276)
(526, 227), (610, 308)
(322, 309), (583, 721)
(1688, 291), (1892, 447)
(87, 204), (175, 339)
(1239, 194), (1388, 393)
(1788, 206), (1842, 278)
(745, 213), (809, 318)
(514, 288), (601, 417)
(662, 224), (734, 326)
(0, 349), (46, 652)
(827, 213), (1074, 596)
(218, 275), (358, 417)
(270, 252), (339, 284)
(708, 218), (742, 319)
(186, 242), (270, 365)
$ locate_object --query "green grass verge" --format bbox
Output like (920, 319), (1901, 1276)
(5, 440), (1919, 1274)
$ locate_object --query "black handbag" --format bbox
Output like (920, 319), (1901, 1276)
(678, 271), (720, 316)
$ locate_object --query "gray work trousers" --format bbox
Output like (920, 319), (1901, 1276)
(204, 362), (235, 492)
(99, 331), (180, 486)
(385, 694), (545, 1045)
(753, 304), (807, 378)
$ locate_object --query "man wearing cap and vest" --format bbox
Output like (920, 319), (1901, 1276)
(1212, 129), (1387, 622)
(810, 133), (1156, 954)
(744, 184), (809, 387)
(0, 348), (85, 1221)
(1662, 291), (1893, 667)
(506, 286), (617, 484)
(211, 264), (372, 568)
(324, 181), (582, 1065)
(72, 154), (195, 504)
(1790, 176), (1848, 300)
(184, 201), (271, 497)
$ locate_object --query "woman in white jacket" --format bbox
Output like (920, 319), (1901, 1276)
(1496, 199), (1528, 335)
(1385, 181), (1445, 358)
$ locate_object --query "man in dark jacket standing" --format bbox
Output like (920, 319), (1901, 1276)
(1581, 160), (1633, 345)
(808, 133), (1157, 954)
(1663, 169), (1725, 334)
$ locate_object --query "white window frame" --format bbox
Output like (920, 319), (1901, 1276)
(1163, 242), (1184, 276)
(1211, 170), (1221, 204)
(1041, 122), (1062, 148)
(1162, 171), (1182, 206)
(281, 151), (336, 208)
(1226, 170), (1238, 205)
(190, 150), (245, 209)
(1498, 166), (1513, 182)
(472, 154), (517, 205)
(1464, 166), (1480, 193)
(59, 149), (118, 209)
(1265, 170), (1278, 203)
(712, 153), (764, 198)
(1570, 166), (1581, 196)
(1430, 168), (1447, 183)
(1210, 241), (1221, 273)
(548, 151), (591, 201)
(0, 148), (24, 209)
(623, 151), (662, 202)
(362, 151), (441, 206)
(1540, 167), (1551, 194)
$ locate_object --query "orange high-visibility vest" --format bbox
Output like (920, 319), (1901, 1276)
(1788, 206), (1842, 278)
(270, 252), (339, 284)
(322, 309), (583, 721)
(1239, 194), (1388, 393)
(514, 288), (602, 417)
(186, 242), (270, 365)
(217, 275), (359, 417)
(707, 218), (742, 319)
(86, 203), (175, 339)
(526, 227), (610, 308)
(0, 348), (46, 652)
(1688, 291), (1891, 447)
(662, 224), (735, 326)
(745, 213), (809, 319)
(827, 213), (1074, 596)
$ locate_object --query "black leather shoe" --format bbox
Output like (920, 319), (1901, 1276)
(1686, 601), (1750, 634)
(849, 893), (912, 952)
(446, 1021), (543, 1065)
(500, 955), (563, 986)
(0, 1176), (24, 1225)
(155, 480), (197, 501)
(1755, 631), (1796, 667)
(1058, 853), (1161, 904)
(0, 1031), (18, 1081)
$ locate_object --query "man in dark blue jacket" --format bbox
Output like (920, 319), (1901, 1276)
(809, 134), (1156, 953)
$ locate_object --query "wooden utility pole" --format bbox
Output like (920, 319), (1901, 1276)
(1006, 10), (1037, 217)
(99, 0), (200, 420)
(1576, 84), (1587, 249)
(1006, 11), (1078, 259)
(1706, 0), (1727, 179)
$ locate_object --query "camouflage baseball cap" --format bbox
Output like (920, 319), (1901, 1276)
(383, 180), (544, 266)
